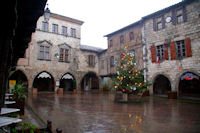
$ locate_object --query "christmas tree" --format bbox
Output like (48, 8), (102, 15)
(112, 46), (150, 94)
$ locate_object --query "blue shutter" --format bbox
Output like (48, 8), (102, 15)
(153, 17), (157, 31)
(162, 15), (165, 29)
(183, 6), (187, 22)
(171, 9), (176, 25)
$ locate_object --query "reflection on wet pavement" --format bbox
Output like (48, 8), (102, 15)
(26, 92), (200, 133)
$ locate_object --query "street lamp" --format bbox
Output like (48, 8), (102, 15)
(44, 4), (50, 22)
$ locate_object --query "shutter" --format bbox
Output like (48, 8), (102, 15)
(153, 17), (157, 31)
(93, 56), (95, 66)
(185, 37), (192, 57)
(170, 42), (176, 60)
(162, 15), (165, 29)
(171, 9), (176, 25)
(164, 44), (169, 60)
(88, 55), (90, 66)
(150, 45), (156, 63)
(183, 6), (187, 22)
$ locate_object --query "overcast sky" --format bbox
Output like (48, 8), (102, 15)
(47, 0), (181, 49)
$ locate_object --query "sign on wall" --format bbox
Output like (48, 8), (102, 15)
(9, 80), (16, 91)
(181, 73), (199, 80)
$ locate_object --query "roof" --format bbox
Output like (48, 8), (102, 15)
(50, 13), (84, 25)
(104, 20), (141, 37)
(80, 45), (105, 53)
(142, 0), (195, 20)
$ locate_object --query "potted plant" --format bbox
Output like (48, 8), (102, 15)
(72, 80), (77, 94)
(11, 82), (27, 115)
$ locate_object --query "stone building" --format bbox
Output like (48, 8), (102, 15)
(10, 13), (104, 93)
(142, 0), (200, 97)
(100, 21), (143, 89)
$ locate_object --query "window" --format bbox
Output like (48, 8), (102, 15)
(129, 32), (134, 41)
(59, 48), (69, 62)
(70, 28), (76, 37)
(110, 56), (114, 67)
(52, 24), (58, 34)
(42, 22), (48, 32)
(88, 55), (95, 67)
(176, 40), (185, 59)
(62, 26), (67, 36)
(120, 35), (124, 44)
(101, 60), (104, 69)
(39, 45), (50, 60)
(156, 45), (164, 60)
(156, 17), (162, 30)
(176, 8), (183, 24)
(109, 40), (113, 48)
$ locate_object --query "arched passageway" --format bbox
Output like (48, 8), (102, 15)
(179, 72), (200, 97)
(153, 75), (171, 95)
(60, 73), (76, 92)
(9, 70), (28, 92)
(33, 71), (54, 92)
(81, 72), (99, 91)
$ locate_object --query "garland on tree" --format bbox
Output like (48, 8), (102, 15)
(112, 46), (150, 94)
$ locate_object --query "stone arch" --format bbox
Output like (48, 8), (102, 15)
(9, 69), (28, 92)
(32, 71), (55, 92)
(59, 72), (76, 92)
(177, 70), (200, 97)
(80, 71), (100, 91)
(151, 73), (172, 95)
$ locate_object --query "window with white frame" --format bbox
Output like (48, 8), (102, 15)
(156, 45), (164, 60)
(52, 24), (58, 34)
(39, 45), (50, 60)
(59, 48), (69, 62)
(70, 28), (76, 37)
(176, 40), (185, 59)
(62, 26), (67, 36)
(176, 8), (183, 24)
(42, 22), (48, 32)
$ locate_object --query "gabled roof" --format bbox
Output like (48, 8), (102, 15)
(80, 45), (105, 53)
(50, 13), (84, 25)
(104, 20), (141, 37)
(142, 0), (195, 20)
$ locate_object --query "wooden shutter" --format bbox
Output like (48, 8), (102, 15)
(65, 49), (68, 62)
(170, 42), (176, 60)
(185, 37), (192, 57)
(60, 48), (64, 61)
(153, 17), (157, 31)
(150, 45), (156, 63)
(183, 6), (187, 22)
(162, 15), (165, 29)
(164, 44), (169, 60)
(171, 9), (176, 25)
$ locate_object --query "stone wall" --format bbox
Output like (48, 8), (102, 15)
(144, 0), (200, 94)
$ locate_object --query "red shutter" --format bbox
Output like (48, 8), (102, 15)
(185, 37), (192, 57)
(150, 45), (156, 63)
(164, 44), (168, 60)
(170, 42), (176, 60)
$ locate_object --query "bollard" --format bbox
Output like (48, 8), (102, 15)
(47, 120), (52, 132)
(56, 128), (62, 133)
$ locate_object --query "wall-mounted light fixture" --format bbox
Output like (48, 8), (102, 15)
(44, 4), (50, 22)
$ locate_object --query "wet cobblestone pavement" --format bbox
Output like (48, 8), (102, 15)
(25, 92), (200, 133)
